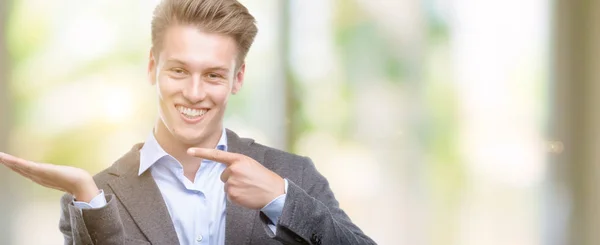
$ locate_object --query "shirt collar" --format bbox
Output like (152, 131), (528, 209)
(138, 128), (228, 176)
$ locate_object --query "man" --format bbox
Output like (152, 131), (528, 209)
(0, 0), (376, 244)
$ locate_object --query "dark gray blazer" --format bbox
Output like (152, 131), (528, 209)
(58, 129), (376, 245)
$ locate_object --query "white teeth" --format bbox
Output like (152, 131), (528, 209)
(176, 106), (207, 118)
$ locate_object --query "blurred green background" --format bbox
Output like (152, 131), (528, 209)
(1, 0), (599, 244)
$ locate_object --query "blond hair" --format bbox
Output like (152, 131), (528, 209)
(151, 0), (258, 67)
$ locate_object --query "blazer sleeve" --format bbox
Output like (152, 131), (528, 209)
(261, 157), (377, 245)
(59, 193), (127, 245)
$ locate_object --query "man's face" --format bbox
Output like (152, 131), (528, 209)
(148, 25), (244, 145)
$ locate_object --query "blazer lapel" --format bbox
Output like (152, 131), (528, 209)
(225, 129), (265, 245)
(107, 145), (180, 244)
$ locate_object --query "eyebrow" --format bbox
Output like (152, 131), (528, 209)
(205, 67), (230, 73)
(165, 58), (230, 73)
(165, 58), (187, 66)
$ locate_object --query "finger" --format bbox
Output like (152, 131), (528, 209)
(224, 181), (231, 196)
(7, 164), (51, 187)
(4, 159), (57, 184)
(0, 152), (18, 166)
(12, 159), (63, 180)
(223, 183), (231, 202)
(187, 148), (239, 165)
(7, 165), (66, 192)
(8, 164), (40, 183)
(0, 154), (68, 192)
(6, 164), (33, 179)
(0, 152), (38, 173)
(220, 168), (232, 182)
(0, 152), (28, 166)
(18, 169), (67, 192)
(1, 153), (66, 187)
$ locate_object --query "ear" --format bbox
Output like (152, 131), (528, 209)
(232, 63), (245, 95)
(148, 50), (157, 85)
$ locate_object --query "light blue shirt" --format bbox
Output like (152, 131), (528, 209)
(74, 128), (287, 245)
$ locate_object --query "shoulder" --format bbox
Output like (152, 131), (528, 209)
(230, 129), (310, 166)
(241, 137), (327, 190)
(254, 142), (310, 166)
(227, 129), (305, 158)
(230, 130), (314, 179)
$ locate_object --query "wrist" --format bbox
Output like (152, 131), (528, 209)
(72, 178), (99, 203)
(270, 177), (285, 199)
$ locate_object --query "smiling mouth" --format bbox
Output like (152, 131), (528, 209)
(176, 105), (208, 119)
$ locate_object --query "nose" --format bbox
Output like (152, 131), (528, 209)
(182, 74), (206, 104)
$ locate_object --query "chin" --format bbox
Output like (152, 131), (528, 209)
(173, 129), (206, 145)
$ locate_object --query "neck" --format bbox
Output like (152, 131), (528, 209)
(153, 119), (222, 179)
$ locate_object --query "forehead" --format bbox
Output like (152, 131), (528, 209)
(158, 25), (238, 68)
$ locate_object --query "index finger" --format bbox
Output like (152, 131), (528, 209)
(0, 152), (38, 172)
(187, 148), (240, 165)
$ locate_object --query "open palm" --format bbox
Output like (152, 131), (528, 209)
(0, 152), (98, 202)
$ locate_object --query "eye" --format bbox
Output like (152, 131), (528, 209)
(205, 73), (226, 82)
(168, 67), (188, 78)
(172, 68), (186, 74)
(208, 73), (222, 79)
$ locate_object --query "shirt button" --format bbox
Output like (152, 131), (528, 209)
(196, 235), (203, 243)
